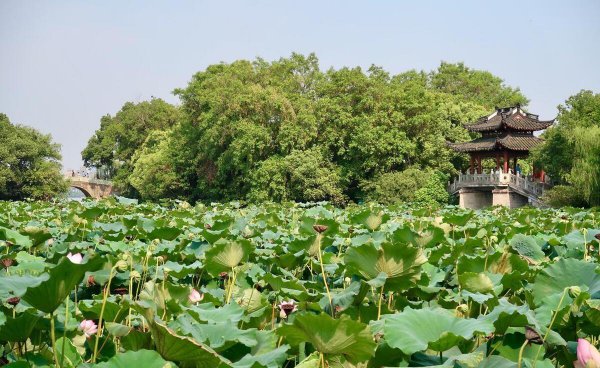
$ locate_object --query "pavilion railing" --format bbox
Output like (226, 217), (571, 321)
(448, 172), (550, 199)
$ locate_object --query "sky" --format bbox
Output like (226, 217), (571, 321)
(1, 0), (599, 170)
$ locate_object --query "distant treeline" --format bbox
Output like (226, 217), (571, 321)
(2, 54), (598, 205)
(83, 54), (529, 205)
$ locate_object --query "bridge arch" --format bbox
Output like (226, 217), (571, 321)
(65, 174), (116, 199)
(70, 185), (92, 198)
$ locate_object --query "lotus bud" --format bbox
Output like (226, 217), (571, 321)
(152, 239), (160, 246)
(130, 270), (141, 280)
(575, 339), (600, 368)
(115, 260), (129, 272)
(189, 289), (203, 304)
(47, 238), (54, 246)
(569, 286), (582, 298)
(187, 232), (195, 240)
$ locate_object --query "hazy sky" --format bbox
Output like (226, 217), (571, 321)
(1, 1), (599, 169)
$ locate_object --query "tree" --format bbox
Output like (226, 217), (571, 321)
(533, 90), (600, 207)
(81, 98), (179, 196)
(0, 113), (68, 200)
(84, 54), (529, 204)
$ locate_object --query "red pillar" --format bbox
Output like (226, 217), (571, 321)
(503, 151), (509, 173)
(477, 156), (482, 174)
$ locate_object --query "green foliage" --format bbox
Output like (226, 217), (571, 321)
(247, 148), (347, 204)
(413, 170), (450, 206)
(82, 98), (180, 196)
(362, 167), (429, 204)
(0, 200), (600, 367)
(533, 90), (600, 206)
(129, 130), (187, 200)
(86, 54), (528, 203)
(0, 113), (68, 200)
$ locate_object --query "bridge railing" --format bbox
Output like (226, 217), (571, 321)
(449, 172), (548, 198)
(65, 174), (113, 186)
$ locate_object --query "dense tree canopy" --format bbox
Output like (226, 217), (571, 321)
(82, 98), (180, 196)
(533, 90), (600, 207)
(84, 54), (528, 204)
(0, 113), (67, 200)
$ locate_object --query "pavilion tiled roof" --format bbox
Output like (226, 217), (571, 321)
(448, 134), (544, 153)
(465, 106), (554, 132)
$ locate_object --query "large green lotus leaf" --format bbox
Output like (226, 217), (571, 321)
(442, 212), (474, 227)
(22, 256), (105, 313)
(94, 349), (175, 368)
(120, 330), (152, 351)
(55, 337), (83, 367)
(509, 234), (545, 262)
(383, 307), (493, 354)
(79, 299), (129, 323)
(0, 274), (47, 300)
(148, 227), (181, 241)
(276, 313), (375, 364)
(494, 332), (547, 363)
(150, 317), (231, 368)
(478, 355), (521, 368)
(11, 251), (48, 275)
(21, 225), (52, 246)
(482, 299), (536, 335)
(0, 311), (40, 341)
(349, 209), (389, 231)
(0, 227), (32, 247)
(531, 258), (600, 301)
(458, 272), (501, 294)
(204, 239), (254, 276)
(188, 302), (246, 324)
(344, 241), (426, 290)
(170, 314), (257, 351)
(232, 345), (288, 368)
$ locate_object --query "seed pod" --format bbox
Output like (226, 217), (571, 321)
(525, 326), (543, 345)
(87, 275), (96, 286)
(1, 258), (13, 268)
(313, 224), (328, 234)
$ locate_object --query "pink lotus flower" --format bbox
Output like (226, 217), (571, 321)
(189, 289), (203, 304)
(278, 300), (298, 319)
(575, 339), (600, 368)
(67, 252), (83, 264)
(78, 320), (98, 338)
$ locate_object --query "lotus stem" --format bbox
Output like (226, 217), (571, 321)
(316, 234), (334, 316)
(61, 296), (69, 366)
(377, 285), (384, 320)
(226, 267), (237, 304)
(517, 339), (528, 368)
(92, 266), (116, 363)
(50, 312), (60, 368)
(532, 287), (568, 366)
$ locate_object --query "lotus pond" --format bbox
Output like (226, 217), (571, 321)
(1, 199), (600, 367)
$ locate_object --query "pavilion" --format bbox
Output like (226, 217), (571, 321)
(447, 105), (554, 208)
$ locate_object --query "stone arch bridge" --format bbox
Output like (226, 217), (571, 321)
(66, 175), (116, 199)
